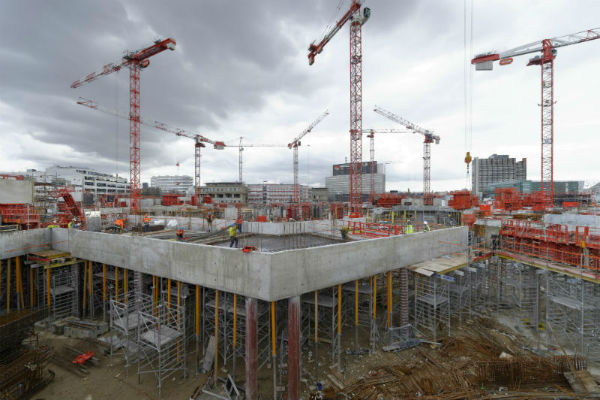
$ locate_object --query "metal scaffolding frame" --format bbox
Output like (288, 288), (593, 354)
(500, 262), (538, 326)
(47, 264), (79, 321)
(448, 268), (472, 326)
(136, 292), (187, 399)
(109, 292), (146, 373)
(545, 272), (600, 363)
(342, 278), (379, 351)
(202, 289), (271, 374)
(302, 287), (339, 361)
(413, 271), (450, 342)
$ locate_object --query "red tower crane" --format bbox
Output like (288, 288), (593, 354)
(287, 110), (329, 218)
(308, 1), (371, 217)
(471, 28), (600, 208)
(362, 128), (409, 203)
(373, 106), (440, 205)
(71, 38), (176, 214)
(76, 98), (224, 206)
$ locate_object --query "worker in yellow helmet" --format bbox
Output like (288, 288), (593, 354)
(406, 220), (414, 234)
(229, 224), (238, 248)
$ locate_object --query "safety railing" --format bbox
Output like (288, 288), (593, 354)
(500, 236), (600, 275)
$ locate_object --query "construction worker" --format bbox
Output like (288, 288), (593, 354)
(236, 215), (243, 233)
(143, 214), (151, 232)
(177, 227), (185, 241)
(67, 219), (73, 229)
(229, 224), (238, 248)
(424, 221), (431, 232)
(340, 225), (349, 240)
(406, 220), (414, 234)
(207, 213), (214, 232)
(114, 218), (124, 233)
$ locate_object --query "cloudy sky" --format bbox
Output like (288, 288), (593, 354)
(1, 0), (599, 192)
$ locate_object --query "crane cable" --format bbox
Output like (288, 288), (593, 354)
(320, 0), (348, 39)
(463, 0), (474, 188)
(115, 70), (120, 182)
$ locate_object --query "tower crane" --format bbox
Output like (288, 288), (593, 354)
(308, 1), (371, 217)
(71, 38), (176, 214)
(288, 110), (330, 218)
(373, 106), (440, 205)
(76, 98), (225, 206)
(362, 128), (409, 204)
(224, 138), (287, 183)
(471, 28), (600, 208)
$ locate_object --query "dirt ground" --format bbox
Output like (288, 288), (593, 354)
(32, 310), (599, 400)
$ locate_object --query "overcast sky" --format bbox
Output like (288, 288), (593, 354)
(1, 0), (599, 192)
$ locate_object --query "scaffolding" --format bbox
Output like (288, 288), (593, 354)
(448, 268), (472, 326)
(201, 289), (271, 375)
(47, 264), (79, 320)
(500, 262), (538, 325)
(545, 272), (600, 363)
(413, 271), (450, 342)
(136, 293), (187, 398)
(302, 287), (339, 361)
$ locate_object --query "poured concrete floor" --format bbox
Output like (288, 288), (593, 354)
(210, 233), (343, 252)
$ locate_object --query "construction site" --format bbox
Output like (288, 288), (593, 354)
(1, 1), (600, 400)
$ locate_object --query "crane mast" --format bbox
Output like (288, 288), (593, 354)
(472, 28), (600, 208)
(308, 1), (370, 217)
(224, 140), (287, 184)
(288, 110), (329, 217)
(373, 106), (440, 205)
(71, 38), (176, 215)
(362, 128), (409, 204)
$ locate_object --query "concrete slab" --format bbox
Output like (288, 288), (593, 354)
(3, 226), (467, 301)
(210, 234), (341, 252)
(0, 228), (51, 258)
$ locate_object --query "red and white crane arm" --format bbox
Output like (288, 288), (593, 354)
(471, 28), (600, 68)
(288, 110), (329, 148)
(307, 1), (369, 65)
(76, 97), (224, 149)
(71, 38), (176, 88)
(373, 106), (439, 144)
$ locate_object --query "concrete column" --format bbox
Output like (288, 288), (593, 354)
(288, 295), (300, 400)
(245, 297), (258, 400)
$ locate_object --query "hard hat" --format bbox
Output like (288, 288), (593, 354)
(181, 227), (185, 230)
(424, 221), (428, 224)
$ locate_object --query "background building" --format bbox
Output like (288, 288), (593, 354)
(311, 187), (328, 203)
(471, 154), (526, 198)
(488, 180), (584, 194)
(201, 182), (247, 204)
(27, 166), (128, 201)
(247, 183), (310, 204)
(326, 161), (385, 202)
(150, 175), (193, 194)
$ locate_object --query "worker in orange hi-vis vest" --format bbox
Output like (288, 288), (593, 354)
(114, 219), (124, 233)
(143, 214), (151, 232)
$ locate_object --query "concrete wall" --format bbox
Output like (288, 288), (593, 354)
(50, 226), (467, 301)
(52, 228), (271, 299)
(0, 179), (34, 204)
(0, 229), (51, 259)
(268, 227), (466, 298)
